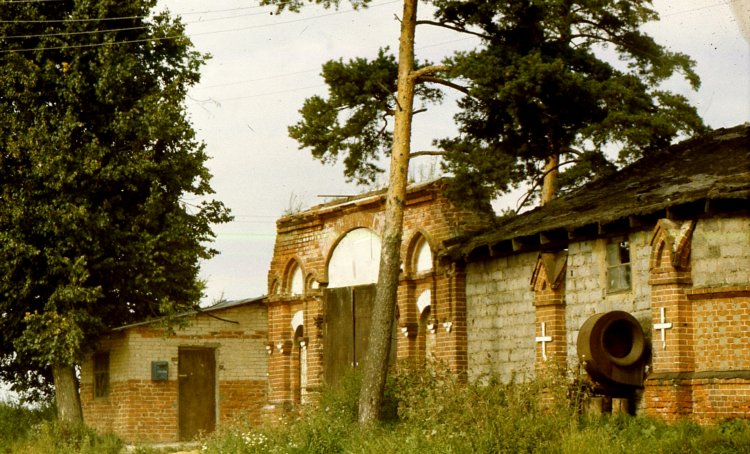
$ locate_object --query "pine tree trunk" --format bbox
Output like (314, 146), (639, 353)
(357, 0), (418, 426)
(52, 364), (83, 425)
(541, 153), (559, 205)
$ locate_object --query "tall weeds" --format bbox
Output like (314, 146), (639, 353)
(201, 365), (750, 454)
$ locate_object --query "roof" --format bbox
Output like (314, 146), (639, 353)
(112, 295), (266, 331)
(446, 124), (750, 261)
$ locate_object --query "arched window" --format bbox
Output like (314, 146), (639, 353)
(414, 236), (433, 274)
(328, 228), (381, 288)
(289, 262), (304, 295)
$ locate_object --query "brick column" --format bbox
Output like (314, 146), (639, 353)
(267, 299), (294, 406)
(644, 219), (695, 421)
(531, 252), (568, 375)
(434, 262), (468, 376)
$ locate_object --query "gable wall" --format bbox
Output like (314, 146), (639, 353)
(266, 183), (493, 405)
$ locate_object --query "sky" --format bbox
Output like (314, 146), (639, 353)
(155, 0), (750, 305)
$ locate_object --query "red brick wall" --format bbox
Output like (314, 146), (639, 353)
(266, 180), (492, 403)
(532, 253), (568, 374)
(644, 219), (750, 423)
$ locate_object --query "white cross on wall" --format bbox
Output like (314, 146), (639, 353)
(654, 307), (673, 350)
(535, 322), (553, 361)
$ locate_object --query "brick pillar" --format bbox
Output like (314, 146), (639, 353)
(531, 252), (568, 375)
(267, 299), (294, 406)
(304, 294), (324, 399)
(644, 219), (695, 421)
(434, 262), (467, 376)
(396, 280), (417, 361)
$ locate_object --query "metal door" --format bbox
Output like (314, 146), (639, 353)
(178, 347), (216, 441)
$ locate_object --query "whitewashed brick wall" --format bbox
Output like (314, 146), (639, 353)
(466, 252), (537, 382)
(691, 217), (750, 287)
(564, 231), (652, 364)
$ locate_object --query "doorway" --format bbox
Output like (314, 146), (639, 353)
(178, 347), (216, 441)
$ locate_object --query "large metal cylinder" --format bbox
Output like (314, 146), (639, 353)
(577, 311), (646, 388)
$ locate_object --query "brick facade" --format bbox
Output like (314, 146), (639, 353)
(644, 217), (750, 422)
(80, 299), (268, 443)
(265, 180), (492, 407)
(464, 214), (750, 423)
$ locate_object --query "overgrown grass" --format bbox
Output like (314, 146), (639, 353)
(3, 368), (750, 453)
(201, 366), (750, 454)
(0, 401), (122, 454)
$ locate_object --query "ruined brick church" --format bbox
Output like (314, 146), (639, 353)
(81, 125), (749, 442)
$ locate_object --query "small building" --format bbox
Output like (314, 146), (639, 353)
(80, 297), (268, 443)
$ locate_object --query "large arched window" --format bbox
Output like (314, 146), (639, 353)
(328, 228), (381, 288)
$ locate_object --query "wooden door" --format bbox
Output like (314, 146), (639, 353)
(352, 285), (375, 368)
(324, 284), (382, 387)
(178, 347), (216, 441)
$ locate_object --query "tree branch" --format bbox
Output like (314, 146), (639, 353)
(514, 159), (579, 214)
(409, 64), (450, 80)
(418, 75), (470, 95)
(414, 20), (489, 39)
(410, 150), (446, 158)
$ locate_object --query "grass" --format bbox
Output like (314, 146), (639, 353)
(200, 366), (750, 454)
(2, 367), (750, 453)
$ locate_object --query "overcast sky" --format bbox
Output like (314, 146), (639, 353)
(155, 0), (750, 304)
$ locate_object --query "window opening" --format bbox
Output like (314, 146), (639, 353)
(414, 236), (433, 273)
(606, 238), (631, 292)
(290, 263), (304, 295)
(93, 351), (110, 398)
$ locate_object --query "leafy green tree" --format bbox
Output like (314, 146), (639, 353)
(0, 0), (230, 423)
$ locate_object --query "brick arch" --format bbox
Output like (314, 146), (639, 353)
(649, 219), (696, 271)
(304, 272), (318, 292)
(404, 230), (435, 277)
(283, 258), (305, 295)
(269, 277), (281, 296)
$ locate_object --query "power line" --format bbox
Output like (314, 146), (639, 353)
(0, 0), (400, 53)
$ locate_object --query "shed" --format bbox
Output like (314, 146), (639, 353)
(80, 296), (268, 443)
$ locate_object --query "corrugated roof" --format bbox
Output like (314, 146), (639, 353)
(112, 295), (266, 331)
(446, 124), (750, 260)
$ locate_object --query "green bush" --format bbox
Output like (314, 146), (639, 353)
(0, 402), (122, 454)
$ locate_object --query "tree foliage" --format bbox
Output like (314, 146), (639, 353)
(435, 0), (706, 205)
(285, 0), (705, 208)
(289, 49), (442, 184)
(0, 0), (230, 399)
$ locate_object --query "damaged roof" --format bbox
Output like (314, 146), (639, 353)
(446, 124), (750, 261)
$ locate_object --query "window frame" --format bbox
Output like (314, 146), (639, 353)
(605, 237), (632, 293)
(93, 351), (110, 399)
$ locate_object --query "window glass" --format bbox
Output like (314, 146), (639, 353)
(607, 239), (631, 292)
